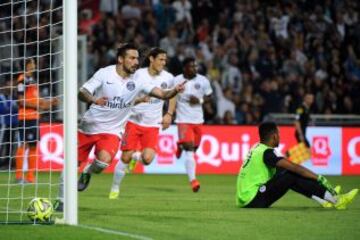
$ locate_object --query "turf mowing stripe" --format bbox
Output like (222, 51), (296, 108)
(78, 224), (153, 240)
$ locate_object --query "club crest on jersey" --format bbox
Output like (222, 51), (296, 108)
(194, 83), (201, 90)
(160, 82), (168, 89)
(126, 81), (135, 91)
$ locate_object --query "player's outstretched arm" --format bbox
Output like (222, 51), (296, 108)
(17, 95), (38, 108)
(149, 81), (186, 100)
(78, 87), (107, 106)
(38, 97), (59, 110)
(134, 95), (150, 105)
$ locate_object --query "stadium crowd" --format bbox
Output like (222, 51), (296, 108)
(1, 0), (360, 126)
(79, 0), (360, 124)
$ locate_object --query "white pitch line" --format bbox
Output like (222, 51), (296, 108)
(78, 224), (153, 240)
(0, 209), (152, 240)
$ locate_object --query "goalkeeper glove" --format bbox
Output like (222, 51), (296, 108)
(317, 175), (337, 196)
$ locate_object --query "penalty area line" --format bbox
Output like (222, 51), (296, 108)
(78, 224), (153, 240)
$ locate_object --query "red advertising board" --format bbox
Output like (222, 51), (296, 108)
(38, 123), (64, 171)
(194, 125), (297, 174)
(36, 123), (360, 175)
(342, 128), (360, 175)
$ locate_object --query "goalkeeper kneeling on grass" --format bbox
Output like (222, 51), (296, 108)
(236, 122), (358, 209)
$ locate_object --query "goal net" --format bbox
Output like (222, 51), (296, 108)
(0, 0), (77, 224)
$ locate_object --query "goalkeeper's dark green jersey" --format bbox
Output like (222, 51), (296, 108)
(236, 143), (277, 207)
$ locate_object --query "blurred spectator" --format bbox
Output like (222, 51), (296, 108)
(222, 110), (237, 125)
(172, 0), (192, 25)
(100, 0), (118, 16)
(153, 0), (176, 35)
(217, 88), (236, 121)
(79, 9), (98, 34)
(0, 77), (18, 169)
(121, 0), (141, 20)
(0, 23), (20, 79)
(160, 27), (180, 58)
(222, 53), (243, 94)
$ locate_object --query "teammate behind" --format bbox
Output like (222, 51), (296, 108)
(236, 122), (358, 209)
(109, 47), (176, 199)
(174, 57), (213, 192)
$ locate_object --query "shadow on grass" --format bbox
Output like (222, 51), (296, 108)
(238, 206), (326, 212)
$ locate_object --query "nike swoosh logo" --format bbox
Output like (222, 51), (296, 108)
(106, 81), (114, 84)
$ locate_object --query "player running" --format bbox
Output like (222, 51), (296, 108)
(109, 47), (176, 199)
(174, 57), (213, 192)
(236, 121), (358, 209)
(55, 43), (185, 211)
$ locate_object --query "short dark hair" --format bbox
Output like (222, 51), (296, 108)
(116, 43), (138, 59)
(182, 57), (195, 68)
(148, 47), (167, 59)
(143, 47), (167, 67)
(259, 122), (278, 142)
(22, 58), (35, 69)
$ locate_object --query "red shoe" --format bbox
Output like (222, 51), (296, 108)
(175, 142), (182, 158)
(191, 179), (200, 192)
(25, 177), (34, 183)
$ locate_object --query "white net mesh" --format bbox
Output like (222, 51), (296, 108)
(0, 0), (63, 224)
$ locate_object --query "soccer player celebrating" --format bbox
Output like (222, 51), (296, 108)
(174, 57), (213, 192)
(236, 122), (358, 209)
(109, 47), (176, 199)
(76, 44), (185, 191)
(55, 43), (185, 211)
(15, 58), (58, 183)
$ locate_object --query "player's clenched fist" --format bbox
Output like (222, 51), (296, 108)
(175, 80), (187, 93)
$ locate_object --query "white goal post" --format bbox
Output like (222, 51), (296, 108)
(63, 0), (78, 225)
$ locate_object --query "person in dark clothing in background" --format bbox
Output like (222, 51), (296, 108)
(294, 93), (314, 147)
(0, 76), (18, 169)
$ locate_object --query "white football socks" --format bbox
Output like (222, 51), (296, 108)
(311, 195), (327, 205)
(312, 191), (337, 205)
(132, 151), (142, 161)
(324, 191), (337, 204)
(85, 159), (109, 174)
(111, 160), (128, 192)
(184, 150), (196, 182)
(58, 170), (64, 202)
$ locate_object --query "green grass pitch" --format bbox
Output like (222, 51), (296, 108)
(1, 173), (360, 240)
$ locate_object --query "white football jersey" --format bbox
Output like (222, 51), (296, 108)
(78, 65), (155, 136)
(128, 68), (174, 127)
(174, 73), (213, 124)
